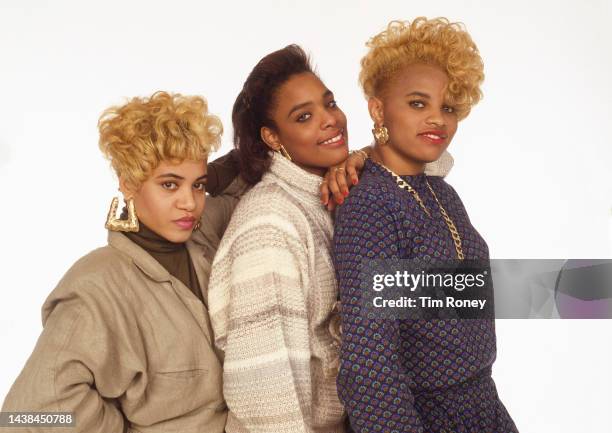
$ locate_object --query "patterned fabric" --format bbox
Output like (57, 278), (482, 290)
(333, 160), (518, 433)
(208, 152), (346, 433)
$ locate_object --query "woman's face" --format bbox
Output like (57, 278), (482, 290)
(371, 63), (458, 173)
(126, 159), (207, 243)
(262, 72), (349, 176)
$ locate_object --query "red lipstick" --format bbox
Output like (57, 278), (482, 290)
(418, 130), (447, 145)
(174, 216), (195, 230)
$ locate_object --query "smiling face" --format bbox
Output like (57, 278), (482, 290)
(261, 72), (349, 176)
(122, 159), (208, 243)
(369, 63), (459, 175)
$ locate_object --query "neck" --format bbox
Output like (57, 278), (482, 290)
(293, 162), (326, 178)
(123, 222), (186, 254)
(269, 152), (328, 207)
(371, 145), (426, 176)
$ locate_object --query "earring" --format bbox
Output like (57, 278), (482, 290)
(277, 143), (292, 161)
(105, 197), (140, 232)
(193, 220), (201, 232)
(372, 124), (389, 145)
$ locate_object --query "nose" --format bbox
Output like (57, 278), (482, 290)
(321, 108), (339, 129)
(425, 108), (446, 127)
(177, 186), (197, 212)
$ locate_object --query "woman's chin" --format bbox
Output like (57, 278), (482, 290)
(321, 146), (349, 167)
(416, 148), (448, 164)
(160, 228), (192, 244)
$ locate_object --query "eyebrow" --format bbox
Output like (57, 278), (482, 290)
(287, 89), (334, 119)
(156, 173), (208, 181)
(405, 91), (431, 98)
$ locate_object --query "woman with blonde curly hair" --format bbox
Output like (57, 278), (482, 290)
(1, 91), (236, 433)
(333, 18), (519, 432)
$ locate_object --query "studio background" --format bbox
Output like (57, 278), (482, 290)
(1, 1), (611, 432)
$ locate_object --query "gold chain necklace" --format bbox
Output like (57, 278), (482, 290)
(376, 162), (465, 260)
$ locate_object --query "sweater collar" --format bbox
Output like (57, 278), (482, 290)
(267, 152), (325, 207)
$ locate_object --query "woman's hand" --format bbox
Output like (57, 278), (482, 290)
(320, 148), (369, 211)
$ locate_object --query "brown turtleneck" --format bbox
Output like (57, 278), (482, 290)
(123, 222), (203, 303)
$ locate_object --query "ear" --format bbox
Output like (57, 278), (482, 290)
(368, 97), (385, 127)
(260, 126), (281, 152)
(118, 176), (136, 200)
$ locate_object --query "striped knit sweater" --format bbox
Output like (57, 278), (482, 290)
(208, 153), (346, 433)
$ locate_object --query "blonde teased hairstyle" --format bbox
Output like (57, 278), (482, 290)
(98, 91), (222, 189)
(359, 17), (484, 120)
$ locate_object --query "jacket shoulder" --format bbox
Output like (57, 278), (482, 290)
(60, 245), (132, 285)
(43, 246), (136, 320)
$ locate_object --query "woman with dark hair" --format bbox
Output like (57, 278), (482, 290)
(207, 43), (454, 432)
(208, 44), (349, 433)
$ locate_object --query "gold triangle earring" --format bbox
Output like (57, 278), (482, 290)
(372, 124), (389, 145)
(277, 143), (292, 161)
(105, 197), (140, 232)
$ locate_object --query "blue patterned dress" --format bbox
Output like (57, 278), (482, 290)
(333, 160), (518, 433)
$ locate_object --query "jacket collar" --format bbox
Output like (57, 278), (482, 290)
(108, 230), (171, 283)
(108, 231), (214, 341)
(107, 231), (209, 288)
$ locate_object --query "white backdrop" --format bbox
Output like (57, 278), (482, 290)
(1, 1), (611, 432)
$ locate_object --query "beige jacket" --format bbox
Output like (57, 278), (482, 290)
(1, 181), (247, 433)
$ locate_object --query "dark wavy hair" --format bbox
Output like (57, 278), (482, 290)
(232, 45), (315, 185)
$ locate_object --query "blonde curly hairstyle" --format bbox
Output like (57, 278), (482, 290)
(359, 17), (484, 120)
(98, 91), (222, 189)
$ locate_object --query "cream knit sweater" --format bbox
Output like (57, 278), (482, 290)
(208, 153), (346, 433)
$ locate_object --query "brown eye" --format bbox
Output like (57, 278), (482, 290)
(193, 183), (206, 191)
(162, 182), (178, 190)
(409, 100), (425, 108)
(297, 112), (311, 122)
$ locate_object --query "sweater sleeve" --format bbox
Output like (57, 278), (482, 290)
(209, 212), (314, 433)
(333, 190), (425, 433)
(1, 283), (143, 433)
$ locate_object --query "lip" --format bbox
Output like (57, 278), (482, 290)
(173, 216), (195, 230)
(318, 129), (345, 148)
(418, 130), (448, 145)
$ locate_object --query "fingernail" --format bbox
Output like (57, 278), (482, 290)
(343, 190), (349, 197)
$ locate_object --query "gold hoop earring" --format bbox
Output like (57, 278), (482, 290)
(277, 143), (292, 161)
(105, 197), (140, 232)
(372, 124), (389, 146)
